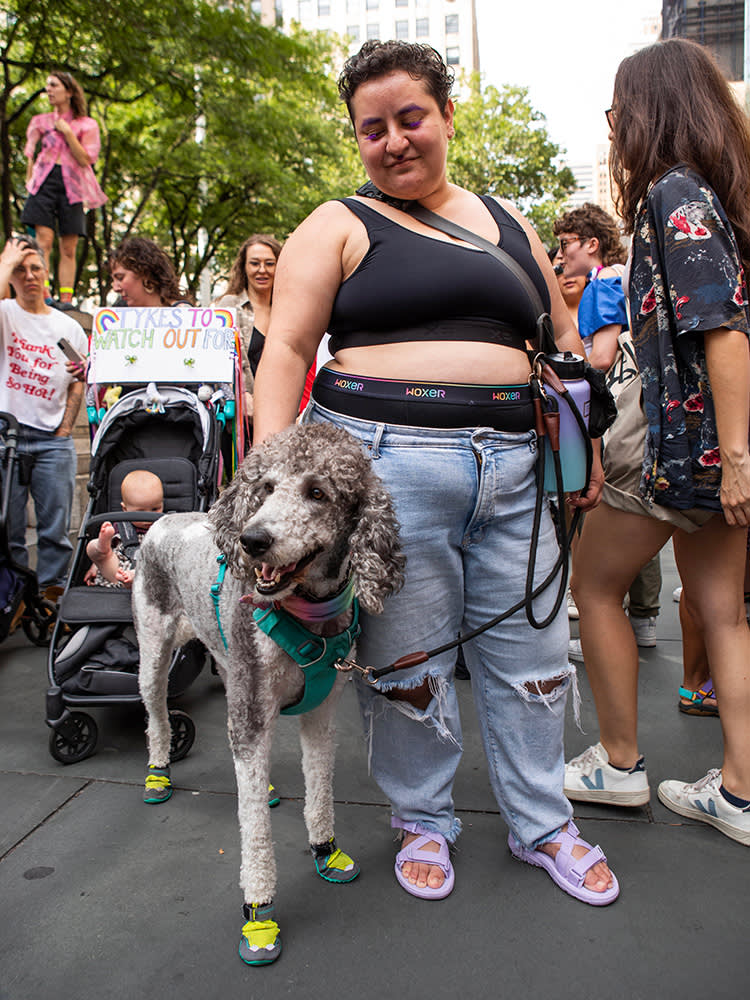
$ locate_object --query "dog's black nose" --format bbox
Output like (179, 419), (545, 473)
(240, 527), (274, 557)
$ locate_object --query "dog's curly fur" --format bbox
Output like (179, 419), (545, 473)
(133, 423), (404, 919)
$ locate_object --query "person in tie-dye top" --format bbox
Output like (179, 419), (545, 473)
(564, 38), (750, 848)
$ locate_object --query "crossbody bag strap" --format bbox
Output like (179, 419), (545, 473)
(404, 201), (556, 356)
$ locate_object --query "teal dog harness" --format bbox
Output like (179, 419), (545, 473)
(253, 601), (360, 715)
(211, 555), (360, 715)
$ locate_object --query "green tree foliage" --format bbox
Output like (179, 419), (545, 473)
(449, 75), (575, 246)
(1, 1), (360, 298)
(2, 8), (573, 299)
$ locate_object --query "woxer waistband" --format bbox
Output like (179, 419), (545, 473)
(312, 368), (535, 431)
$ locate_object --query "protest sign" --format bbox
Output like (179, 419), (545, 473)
(90, 306), (237, 382)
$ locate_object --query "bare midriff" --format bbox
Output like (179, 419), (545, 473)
(328, 340), (532, 386)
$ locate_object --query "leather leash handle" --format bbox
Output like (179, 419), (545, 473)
(369, 651), (429, 680)
(539, 362), (567, 396)
(543, 402), (561, 453)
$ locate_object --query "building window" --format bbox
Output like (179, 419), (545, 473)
(366, 0), (379, 9)
(446, 46), (460, 66)
(395, 0), (408, 7)
(346, 0), (360, 13)
(395, 19), (408, 39)
(318, 0), (330, 14)
(297, 0), (313, 19)
(445, 14), (458, 34)
(347, 23), (360, 42)
(366, 22), (380, 39)
(415, 17), (429, 37)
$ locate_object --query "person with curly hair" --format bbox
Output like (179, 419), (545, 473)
(21, 70), (107, 306)
(252, 39), (618, 925)
(108, 237), (188, 307)
(553, 203), (627, 372)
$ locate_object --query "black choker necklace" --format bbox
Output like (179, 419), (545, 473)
(356, 180), (414, 212)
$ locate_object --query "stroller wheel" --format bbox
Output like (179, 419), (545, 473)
(22, 599), (57, 647)
(49, 712), (98, 764)
(169, 710), (195, 762)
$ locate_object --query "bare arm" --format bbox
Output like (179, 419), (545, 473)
(86, 523), (121, 584)
(587, 324), (622, 373)
(55, 380), (84, 436)
(54, 119), (94, 168)
(0, 237), (27, 299)
(252, 202), (352, 445)
(704, 326), (750, 526)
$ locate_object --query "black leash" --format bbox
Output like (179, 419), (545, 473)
(335, 375), (587, 683)
(334, 189), (591, 683)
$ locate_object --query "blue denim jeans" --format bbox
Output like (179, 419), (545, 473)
(304, 400), (574, 849)
(4, 426), (76, 588)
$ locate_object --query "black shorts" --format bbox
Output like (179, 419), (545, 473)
(21, 165), (86, 236)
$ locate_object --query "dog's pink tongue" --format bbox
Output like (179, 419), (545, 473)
(260, 561), (296, 581)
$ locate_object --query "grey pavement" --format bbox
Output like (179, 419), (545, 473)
(1, 541), (747, 999)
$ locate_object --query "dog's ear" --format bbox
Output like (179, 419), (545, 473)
(208, 449), (267, 566)
(349, 468), (406, 615)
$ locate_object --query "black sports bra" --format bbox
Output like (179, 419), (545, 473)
(327, 195), (550, 355)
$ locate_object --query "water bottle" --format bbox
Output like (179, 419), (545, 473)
(542, 352), (591, 493)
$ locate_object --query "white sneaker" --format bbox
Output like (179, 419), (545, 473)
(672, 585), (682, 602)
(566, 588), (579, 620)
(629, 614), (656, 647)
(568, 637), (584, 662)
(564, 742), (650, 806)
(657, 770), (750, 846)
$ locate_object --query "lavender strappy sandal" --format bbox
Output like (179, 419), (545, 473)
(392, 817), (455, 900)
(508, 819), (619, 906)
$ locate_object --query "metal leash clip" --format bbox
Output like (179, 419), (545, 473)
(333, 655), (374, 680)
(529, 354), (549, 401)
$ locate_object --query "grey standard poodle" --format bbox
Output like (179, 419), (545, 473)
(132, 422), (404, 965)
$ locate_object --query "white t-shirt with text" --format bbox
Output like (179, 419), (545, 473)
(0, 299), (87, 432)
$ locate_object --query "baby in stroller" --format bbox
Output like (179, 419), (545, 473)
(85, 469), (163, 588)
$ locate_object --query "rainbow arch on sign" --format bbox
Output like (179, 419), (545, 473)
(95, 309), (120, 336)
(213, 309), (234, 327)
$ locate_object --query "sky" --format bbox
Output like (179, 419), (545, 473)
(474, 0), (663, 164)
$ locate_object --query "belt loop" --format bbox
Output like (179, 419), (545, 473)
(370, 422), (385, 458)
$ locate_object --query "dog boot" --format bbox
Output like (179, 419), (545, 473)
(143, 765), (172, 804)
(239, 901), (281, 965)
(311, 837), (360, 883)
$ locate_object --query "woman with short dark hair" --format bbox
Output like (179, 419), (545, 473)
(252, 39), (617, 937)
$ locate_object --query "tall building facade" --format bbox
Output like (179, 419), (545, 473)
(277, 0), (480, 78)
(661, 0), (745, 81)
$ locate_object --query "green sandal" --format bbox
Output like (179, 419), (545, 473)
(678, 680), (719, 717)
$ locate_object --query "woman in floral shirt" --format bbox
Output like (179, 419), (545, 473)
(564, 39), (750, 847)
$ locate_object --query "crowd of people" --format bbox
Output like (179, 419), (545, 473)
(2, 37), (749, 931)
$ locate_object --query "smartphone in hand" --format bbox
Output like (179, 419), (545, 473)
(57, 338), (87, 368)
